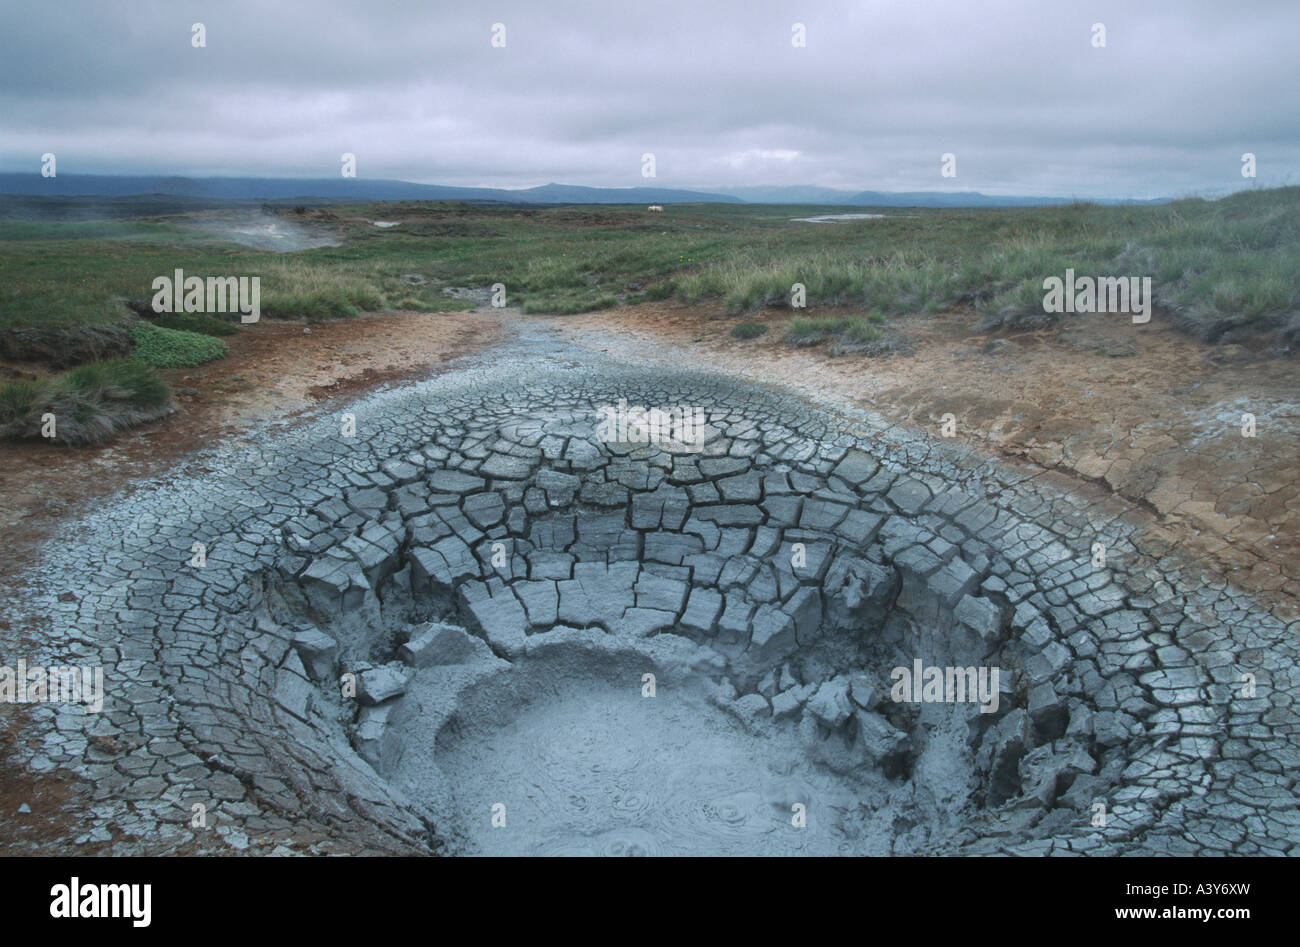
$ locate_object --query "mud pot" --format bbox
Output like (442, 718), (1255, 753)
(7, 329), (1296, 856)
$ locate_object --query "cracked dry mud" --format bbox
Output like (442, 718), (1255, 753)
(6, 326), (1298, 856)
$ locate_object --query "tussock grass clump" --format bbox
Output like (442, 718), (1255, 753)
(730, 321), (768, 339)
(786, 314), (885, 346)
(263, 294), (361, 321)
(0, 358), (172, 445)
(129, 323), (227, 368)
(61, 358), (170, 406)
(644, 280), (676, 301)
(0, 378), (39, 421)
(844, 320), (885, 344)
(188, 257), (399, 322)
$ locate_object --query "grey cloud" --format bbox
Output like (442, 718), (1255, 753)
(1, 0), (1297, 198)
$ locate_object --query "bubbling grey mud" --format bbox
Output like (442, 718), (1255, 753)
(19, 352), (1299, 856)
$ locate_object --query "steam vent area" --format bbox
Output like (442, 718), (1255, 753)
(19, 353), (1299, 857)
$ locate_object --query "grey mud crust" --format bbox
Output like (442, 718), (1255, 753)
(11, 336), (1298, 856)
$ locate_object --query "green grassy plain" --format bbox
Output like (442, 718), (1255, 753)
(2, 188), (1296, 340)
(1, 187), (1295, 443)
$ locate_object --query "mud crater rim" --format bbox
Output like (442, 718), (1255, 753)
(20, 361), (1296, 856)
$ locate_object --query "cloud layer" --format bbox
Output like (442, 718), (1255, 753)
(3, 0), (1297, 198)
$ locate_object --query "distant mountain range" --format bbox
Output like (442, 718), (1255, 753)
(0, 175), (742, 205)
(0, 173), (1169, 207)
(717, 185), (1169, 207)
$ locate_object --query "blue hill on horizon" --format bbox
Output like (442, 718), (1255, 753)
(0, 173), (1172, 207)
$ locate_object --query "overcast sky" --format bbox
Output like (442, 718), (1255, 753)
(2, 0), (1296, 198)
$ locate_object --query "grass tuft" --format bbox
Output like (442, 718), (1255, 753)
(0, 357), (172, 445)
(786, 316), (885, 346)
(730, 321), (768, 339)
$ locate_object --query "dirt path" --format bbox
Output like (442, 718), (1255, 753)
(544, 302), (1299, 625)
